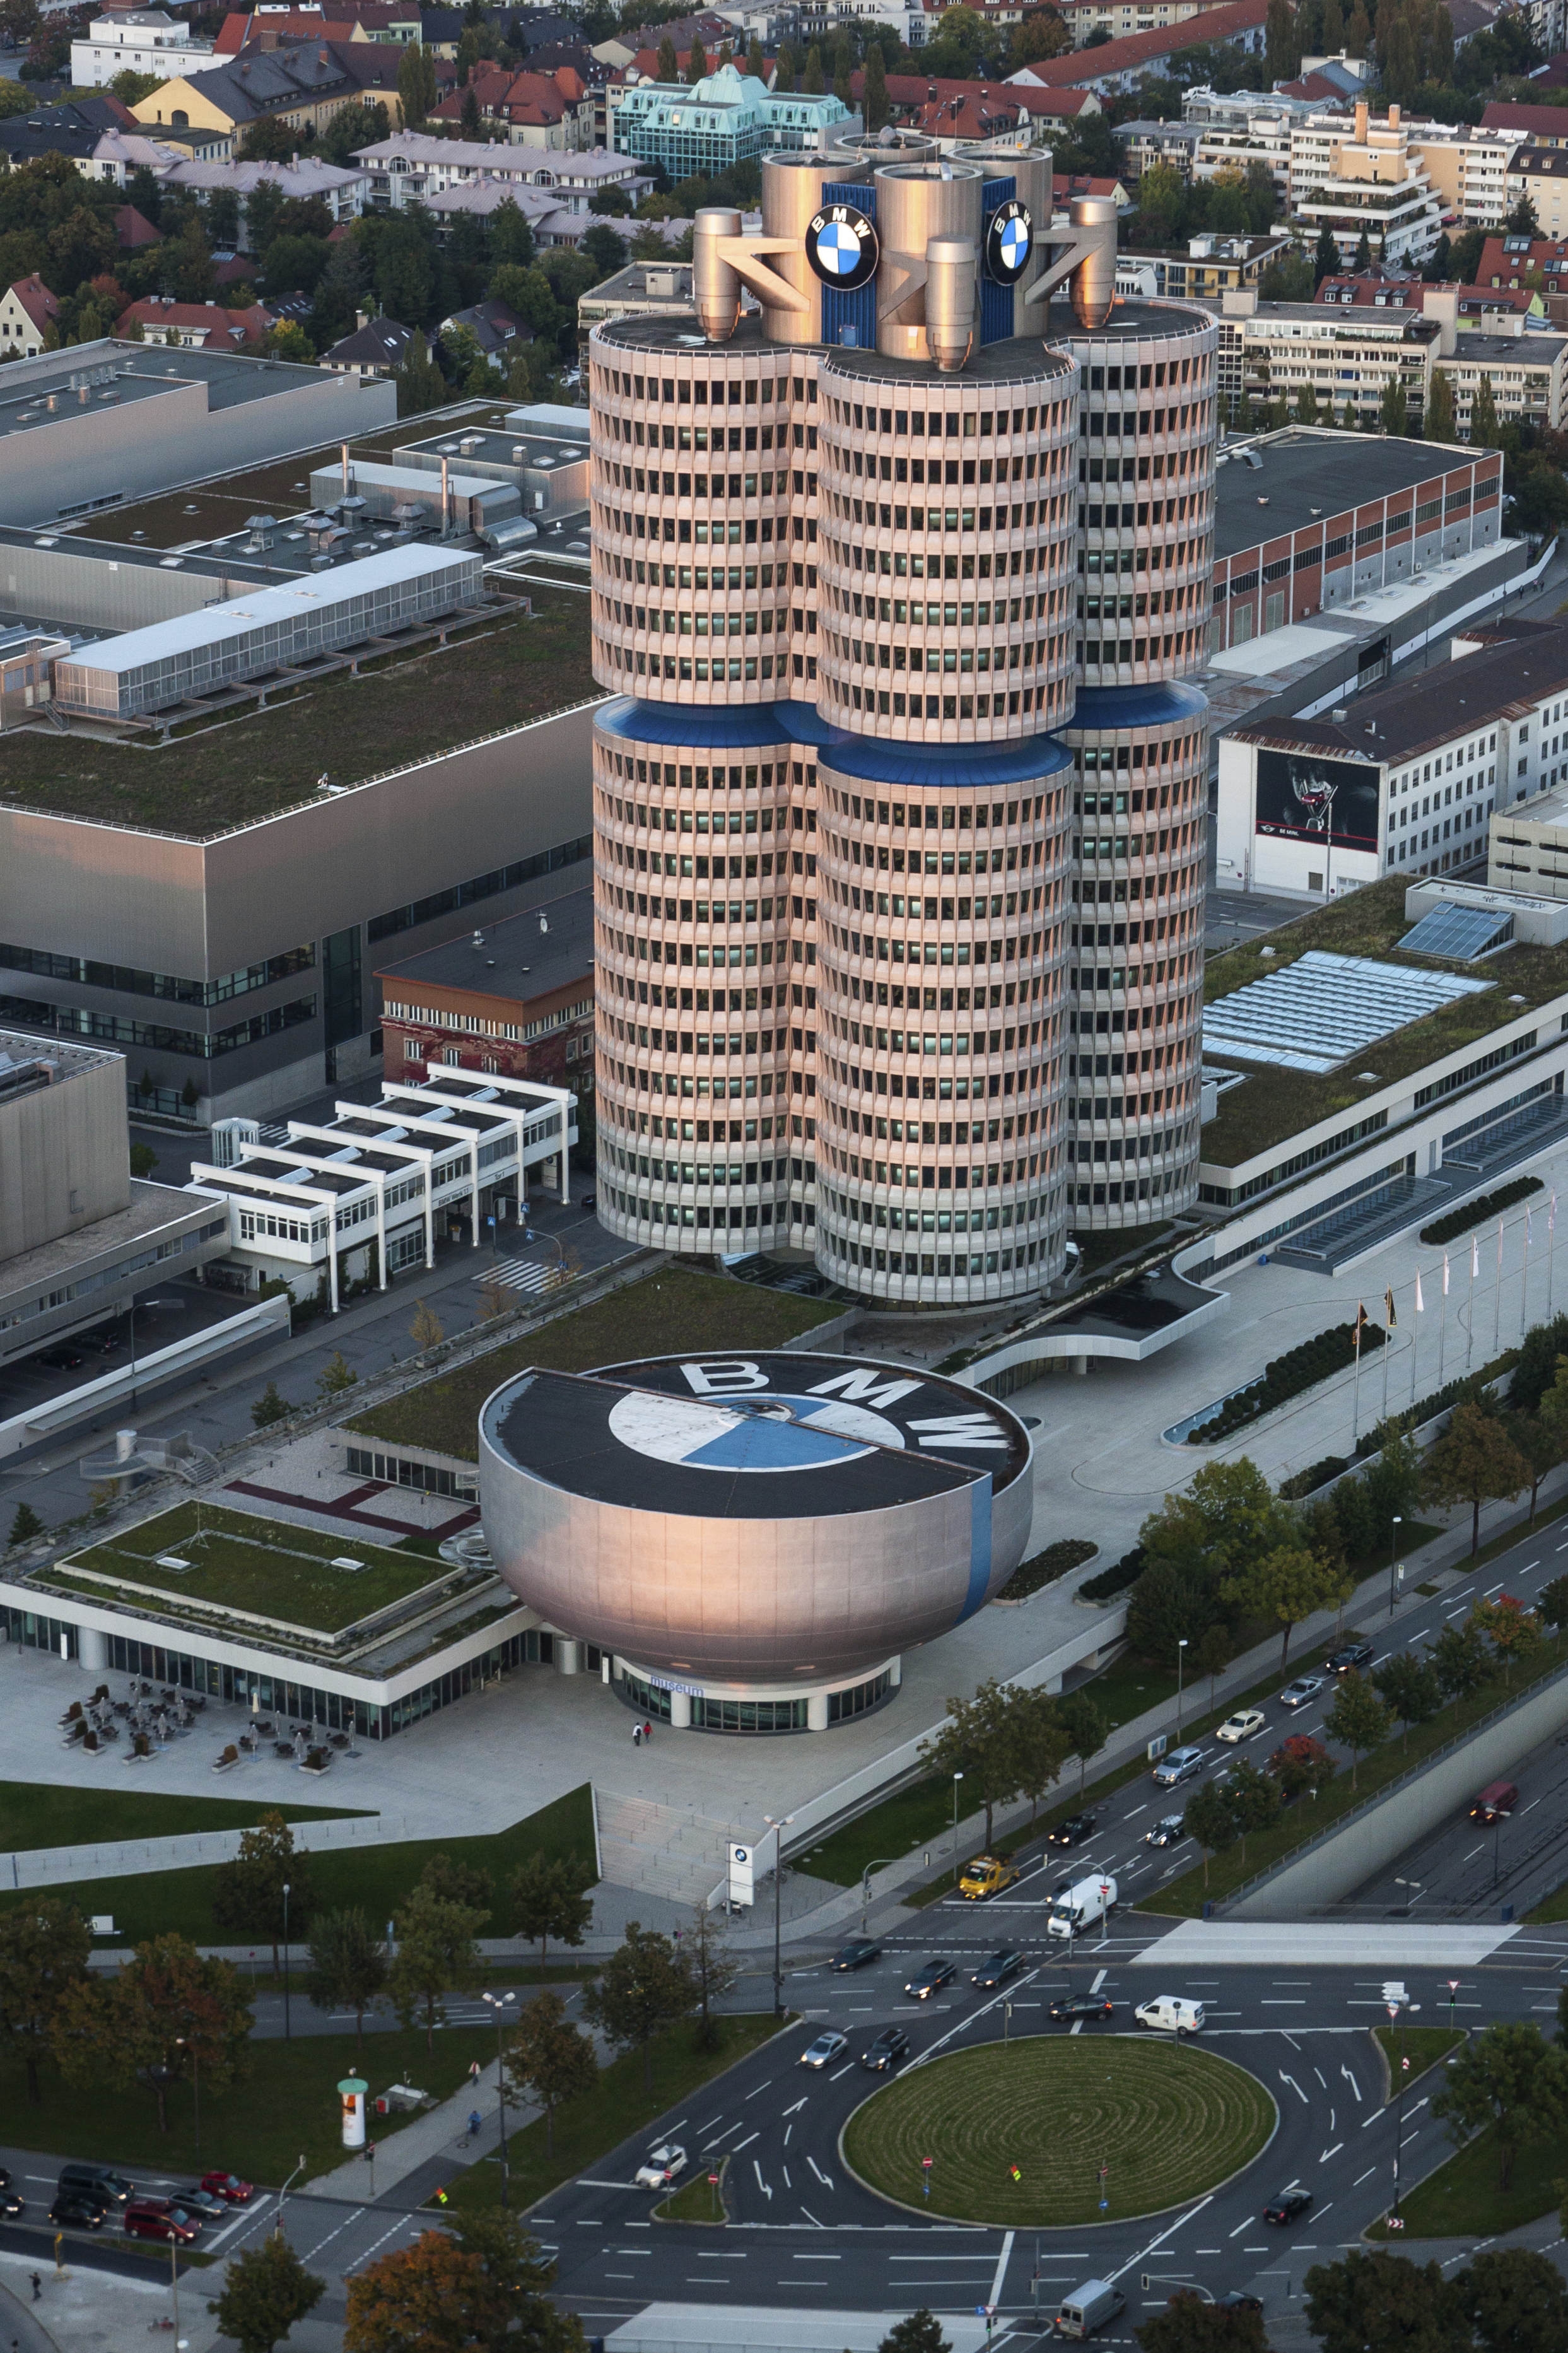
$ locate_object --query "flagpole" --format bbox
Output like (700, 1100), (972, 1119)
(1494, 1218), (1504, 1357)
(1469, 1233), (1478, 1373)
(1522, 1207), (1533, 1343)
(1552, 1193), (1559, 1323)
(1352, 1315), (1364, 1449)
(1382, 1291), (1393, 1423)
(1412, 1270), (1422, 1411)
(1439, 1251), (1449, 1390)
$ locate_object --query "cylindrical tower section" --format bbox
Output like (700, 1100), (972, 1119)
(874, 160), (985, 367)
(758, 151), (870, 347)
(588, 314), (815, 708)
(814, 342), (1079, 746)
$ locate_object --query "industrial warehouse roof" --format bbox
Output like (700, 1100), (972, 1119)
(1213, 428), (1495, 561)
(375, 886), (593, 1004)
(54, 543), (480, 678)
(484, 1351), (1029, 1521)
(0, 339), (337, 435)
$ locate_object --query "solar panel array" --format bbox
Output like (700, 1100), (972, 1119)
(1202, 949), (1492, 1076)
(1399, 903), (1514, 961)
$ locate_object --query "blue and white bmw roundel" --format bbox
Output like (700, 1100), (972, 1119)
(805, 202), (879, 291)
(984, 199), (1034, 286)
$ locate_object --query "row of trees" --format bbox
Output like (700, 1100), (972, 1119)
(1138, 2242), (1568, 2353)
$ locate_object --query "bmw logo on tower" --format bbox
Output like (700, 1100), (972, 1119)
(805, 201), (879, 290)
(985, 199), (1034, 284)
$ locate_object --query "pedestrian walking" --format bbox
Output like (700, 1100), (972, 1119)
(643, 1718), (653, 1742)
(30, 2275), (41, 2302)
(633, 1723), (641, 1747)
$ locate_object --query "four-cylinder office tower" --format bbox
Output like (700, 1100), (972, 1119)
(588, 140), (1212, 1310)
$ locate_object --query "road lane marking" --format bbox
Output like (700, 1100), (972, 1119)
(992, 2231), (1015, 2308)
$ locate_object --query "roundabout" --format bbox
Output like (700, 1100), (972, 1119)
(840, 2035), (1278, 2227)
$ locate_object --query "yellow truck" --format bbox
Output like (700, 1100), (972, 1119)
(956, 1853), (1019, 1901)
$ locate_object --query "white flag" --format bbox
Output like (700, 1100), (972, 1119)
(1552, 1192), (1558, 1233)
(1443, 1252), (1450, 1295)
(1472, 1235), (1480, 1277)
(1415, 1270), (1425, 1313)
(1528, 1206), (1535, 1245)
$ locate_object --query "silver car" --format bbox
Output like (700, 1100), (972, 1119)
(1152, 1744), (1206, 1788)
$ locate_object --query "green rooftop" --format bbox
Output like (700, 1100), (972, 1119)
(1200, 875), (1568, 1173)
(348, 1266), (847, 1462)
(49, 1501), (467, 1638)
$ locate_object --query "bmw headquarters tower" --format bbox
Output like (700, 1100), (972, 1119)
(587, 142), (1214, 1309)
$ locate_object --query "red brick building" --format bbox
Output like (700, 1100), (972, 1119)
(375, 888), (595, 1120)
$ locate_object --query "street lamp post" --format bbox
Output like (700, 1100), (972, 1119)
(176, 2032), (201, 2162)
(1176, 1640), (1189, 1742)
(1389, 1516), (1403, 1618)
(763, 1811), (795, 2018)
(128, 1295), (172, 1411)
(276, 2154), (305, 2241)
(481, 1992), (516, 2208)
(281, 1881), (291, 2042)
(859, 1858), (897, 1935)
(951, 1771), (964, 1885)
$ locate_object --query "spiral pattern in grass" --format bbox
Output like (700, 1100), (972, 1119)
(841, 2034), (1277, 2227)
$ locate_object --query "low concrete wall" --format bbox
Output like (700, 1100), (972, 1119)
(1230, 1661), (1568, 1917)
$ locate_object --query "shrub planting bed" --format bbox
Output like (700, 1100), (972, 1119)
(1185, 1320), (1384, 1444)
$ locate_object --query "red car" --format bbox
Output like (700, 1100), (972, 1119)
(124, 2200), (202, 2244)
(200, 2172), (253, 2204)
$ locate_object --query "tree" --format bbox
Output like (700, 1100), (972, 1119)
(686, 33), (706, 79)
(251, 1381), (292, 1429)
(1197, 1622), (1235, 1706)
(1364, 1416), (1425, 1546)
(1432, 1613), (1492, 1701)
(1314, 223), (1340, 284)
(489, 195), (534, 271)
(1270, 1733), (1337, 1800)
(510, 1851), (595, 1968)
(682, 1899), (737, 2048)
(1354, 226), (1372, 273)
(1015, 1687), (1072, 1825)
(1507, 191), (1542, 237)
(388, 1886), (488, 2054)
(1224, 1544), (1352, 1670)
(1295, 380), (1318, 425)
(1451, 2248), (1568, 2353)
(344, 2223), (583, 2353)
(1224, 1756), (1282, 1863)
(421, 1853), (494, 1913)
(1542, 1570), (1568, 1633)
(1509, 1402), (1564, 1520)
(6, 1499), (44, 1547)
(1343, 396), (1359, 431)
(582, 1922), (691, 2092)
(1470, 373), (1501, 449)
(802, 40), (824, 89)
(396, 38), (438, 131)
(208, 2237), (325, 2353)
(1138, 2292), (1267, 2353)
(395, 329), (448, 420)
(315, 1351), (358, 1399)
(506, 1988), (597, 2158)
(1183, 1778), (1238, 1886)
(305, 1910), (388, 2050)
(1055, 1687), (1109, 1800)
(1142, 1457), (1292, 1587)
(919, 1675), (1035, 1846)
(1381, 376), (1408, 437)
(655, 31), (677, 78)
(1265, 0), (1299, 79)
(582, 221), (626, 281)
(863, 42), (889, 130)
(1323, 1670), (1392, 1788)
(1433, 2022), (1568, 2189)
(879, 2318), (952, 2353)
(1304, 2250), (1468, 2353)
(211, 1812), (313, 1971)
(410, 1298), (444, 1350)
(54, 1932), (251, 2135)
(1472, 1590), (1545, 1683)
(1371, 1650), (1441, 1750)
(0, 1898), (90, 2103)
(1424, 1400), (1528, 1554)
(746, 33), (766, 78)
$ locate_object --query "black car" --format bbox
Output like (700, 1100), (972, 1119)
(972, 1949), (1023, 1990)
(861, 2027), (911, 2072)
(580, 1194), (597, 1211)
(1049, 1993), (1115, 2023)
(76, 1327), (122, 1357)
(904, 1958), (957, 2000)
(1327, 1641), (1374, 1674)
(1047, 1813), (1097, 1848)
(35, 1344), (86, 1371)
(1144, 1816), (1187, 1848)
(0, 2186), (23, 2218)
(1263, 2188), (1313, 2225)
(49, 2194), (107, 2230)
(831, 1939), (882, 1971)
(1220, 2294), (1264, 2315)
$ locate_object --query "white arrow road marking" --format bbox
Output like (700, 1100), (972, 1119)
(992, 2231), (1015, 2308)
(807, 2154), (834, 2190)
(783, 2097), (808, 2116)
(1279, 2072), (1309, 2104)
(753, 2161), (773, 2201)
(1319, 2145), (1343, 2164)
(733, 2132), (759, 2153)
(783, 2167), (792, 2188)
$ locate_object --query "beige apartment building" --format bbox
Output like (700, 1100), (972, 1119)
(1289, 102), (1444, 267)
(1213, 288), (1438, 425)
(1506, 147), (1568, 241)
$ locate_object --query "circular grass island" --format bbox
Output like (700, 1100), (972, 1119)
(841, 2035), (1277, 2227)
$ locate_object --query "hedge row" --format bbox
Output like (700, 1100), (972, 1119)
(1078, 1543), (1145, 1603)
(1186, 1317), (1386, 1444)
(997, 1537), (1097, 1602)
(1420, 1173), (1543, 1248)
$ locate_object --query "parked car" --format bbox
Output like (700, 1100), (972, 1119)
(971, 1949), (1023, 1990)
(957, 1853), (1019, 1901)
(35, 1344), (86, 1370)
(1326, 1640), (1374, 1674)
(199, 2172), (254, 2204)
(1046, 1813), (1097, 1848)
(580, 1193), (597, 1211)
(830, 1940), (881, 1971)
(1263, 2188), (1313, 2226)
(76, 1326), (122, 1356)
(1220, 2293), (1264, 2315)
(124, 2201), (201, 2244)
(800, 2031), (850, 2069)
(904, 1958), (957, 2000)
(1279, 1675), (1325, 1710)
(49, 2194), (107, 2231)
(860, 2027), (910, 2072)
(1144, 1816), (1187, 1848)
(1152, 1745), (1206, 1788)
(1215, 1708), (1265, 1745)
(177, 2185), (229, 2222)
(633, 2144), (687, 2190)
(1049, 1993), (1114, 2024)
(57, 2163), (132, 2209)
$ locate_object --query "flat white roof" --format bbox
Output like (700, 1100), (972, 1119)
(57, 544), (478, 679)
(603, 2311), (995, 2353)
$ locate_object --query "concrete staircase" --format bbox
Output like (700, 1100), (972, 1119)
(595, 1790), (743, 1904)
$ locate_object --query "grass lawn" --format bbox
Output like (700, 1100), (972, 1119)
(1145, 1634), (1568, 1917)
(841, 2036), (1276, 2226)
(1372, 2024), (1465, 2100)
(657, 2158), (731, 2224)
(348, 1267), (845, 1461)
(6, 2017), (496, 2187)
(52, 1500), (455, 1635)
(0, 1780), (364, 1855)
(0, 590), (593, 836)
(443, 2014), (785, 2214)
(1365, 2120), (1568, 2241)
(0, 1783), (596, 1945)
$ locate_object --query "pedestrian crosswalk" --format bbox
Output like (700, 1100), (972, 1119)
(479, 1255), (551, 1294)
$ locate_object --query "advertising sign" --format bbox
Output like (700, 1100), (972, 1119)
(1256, 747), (1381, 851)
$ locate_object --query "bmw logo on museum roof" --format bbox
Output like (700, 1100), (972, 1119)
(984, 199), (1033, 286)
(807, 201), (879, 291)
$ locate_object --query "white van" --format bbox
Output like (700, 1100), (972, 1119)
(1046, 1873), (1118, 1941)
(1134, 1994), (1205, 2036)
(1056, 2280), (1126, 2338)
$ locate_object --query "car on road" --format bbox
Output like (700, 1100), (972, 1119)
(178, 2185), (230, 2223)
(1152, 1745), (1206, 1788)
(1326, 1640), (1374, 1674)
(1049, 1993), (1114, 2024)
(200, 2172), (254, 2204)
(957, 1853), (1020, 1901)
(1279, 1675), (1325, 1710)
(972, 1949), (1023, 1989)
(1047, 1812), (1097, 1847)
(800, 2031), (849, 2069)
(904, 1958), (957, 2000)
(860, 2027), (911, 2072)
(0, 2184), (23, 2218)
(1263, 2188), (1313, 2226)
(125, 2201), (204, 2245)
(1144, 1816), (1187, 1847)
(633, 2144), (687, 2189)
(1216, 1708), (1266, 1745)
(1134, 1995), (1205, 2036)
(830, 1940), (882, 1971)
(1220, 2293), (1264, 2315)
(49, 2194), (107, 2231)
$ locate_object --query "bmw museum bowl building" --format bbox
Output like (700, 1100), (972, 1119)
(479, 1351), (1033, 1732)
